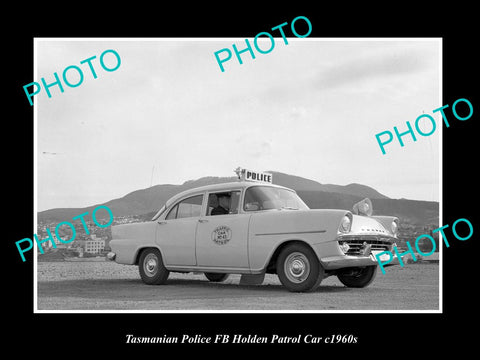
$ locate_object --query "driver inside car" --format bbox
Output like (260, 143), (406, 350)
(211, 193), (230, 215)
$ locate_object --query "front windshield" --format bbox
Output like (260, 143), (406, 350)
(243, 186), (309, 211)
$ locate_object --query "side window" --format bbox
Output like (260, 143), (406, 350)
(207, 191), (241, 216)
(165, 204), (178, 220)
(165, 195), (203, 220)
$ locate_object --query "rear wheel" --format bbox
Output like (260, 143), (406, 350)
(337, 266), (377, 288)
(204, 273), (229, 282)
(138, 248), (169, 285)
(276, 243), (324, 292)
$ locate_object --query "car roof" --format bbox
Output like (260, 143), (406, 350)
(165, 181), (292, 207)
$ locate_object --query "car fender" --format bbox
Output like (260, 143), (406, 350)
(247, 209), (350, 271)
(110, 222), (160, 265)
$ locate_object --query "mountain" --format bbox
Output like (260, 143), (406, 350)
(38, 171), (438, 226)
(297, 191), (438, 225)
(268, 172), (388, 199)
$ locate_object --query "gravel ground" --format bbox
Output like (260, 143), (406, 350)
(36, 261), (439, 311)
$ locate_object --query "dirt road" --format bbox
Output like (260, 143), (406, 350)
(36, 261), (439, 311)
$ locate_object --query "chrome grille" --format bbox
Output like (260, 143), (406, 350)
(338, 236), (393, 256)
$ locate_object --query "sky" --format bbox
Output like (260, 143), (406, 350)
(36, 38), (441, 211)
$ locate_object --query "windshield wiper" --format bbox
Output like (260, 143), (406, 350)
(280, 206), (299, 210)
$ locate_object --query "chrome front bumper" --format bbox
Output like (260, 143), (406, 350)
(321, 253), (400, 270)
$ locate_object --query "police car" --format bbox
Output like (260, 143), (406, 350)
(108, 168), (399, 292)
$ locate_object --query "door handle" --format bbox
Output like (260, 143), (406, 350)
(198, 219), (208, 223)
(157, 221), (167, 225)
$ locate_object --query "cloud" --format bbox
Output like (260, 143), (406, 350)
(313, 51), (429, 92)
(289, 106), (307, 119)
(234, 133), (274, 159)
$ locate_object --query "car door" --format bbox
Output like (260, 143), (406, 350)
(195, 190), (250, 269)
(156, 193), (204, 267)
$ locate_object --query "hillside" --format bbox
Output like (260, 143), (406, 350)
(297, 190), (438, 225)
(270, 172), (388, 199)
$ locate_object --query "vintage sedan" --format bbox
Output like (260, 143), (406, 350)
(108, 178), (399, 292)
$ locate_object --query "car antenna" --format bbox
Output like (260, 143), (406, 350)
(150, 165), (155, 187)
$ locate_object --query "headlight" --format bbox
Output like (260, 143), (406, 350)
(338, 214), (352, 233)
(391, 220), (398, 237)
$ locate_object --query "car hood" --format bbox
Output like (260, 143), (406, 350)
(350, 214), (391, 236)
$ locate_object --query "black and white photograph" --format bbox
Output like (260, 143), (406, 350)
(6, 5), (479, 355)
(34, 38), (441, 312)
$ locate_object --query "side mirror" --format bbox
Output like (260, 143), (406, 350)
(352, 198), (373, 216)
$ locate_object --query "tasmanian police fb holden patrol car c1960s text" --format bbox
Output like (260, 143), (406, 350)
(108, 168), (399, 292)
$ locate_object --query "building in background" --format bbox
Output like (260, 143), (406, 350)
(85, 234), (105, 254)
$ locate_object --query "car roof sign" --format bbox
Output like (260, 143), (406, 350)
(234, 167), (273, 183)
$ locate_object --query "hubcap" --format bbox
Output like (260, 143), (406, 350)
(143, 253), (158, 277)
(284, 252), (310, 283)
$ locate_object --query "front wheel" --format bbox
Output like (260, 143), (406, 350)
(276, 243), (324, 292)
(337, 266), (377, 288)
(138, 248), (170, 285)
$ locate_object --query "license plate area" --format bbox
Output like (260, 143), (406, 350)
(371, 250), (390, 262)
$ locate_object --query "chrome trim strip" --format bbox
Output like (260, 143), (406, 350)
(255, 230), (326, 236)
